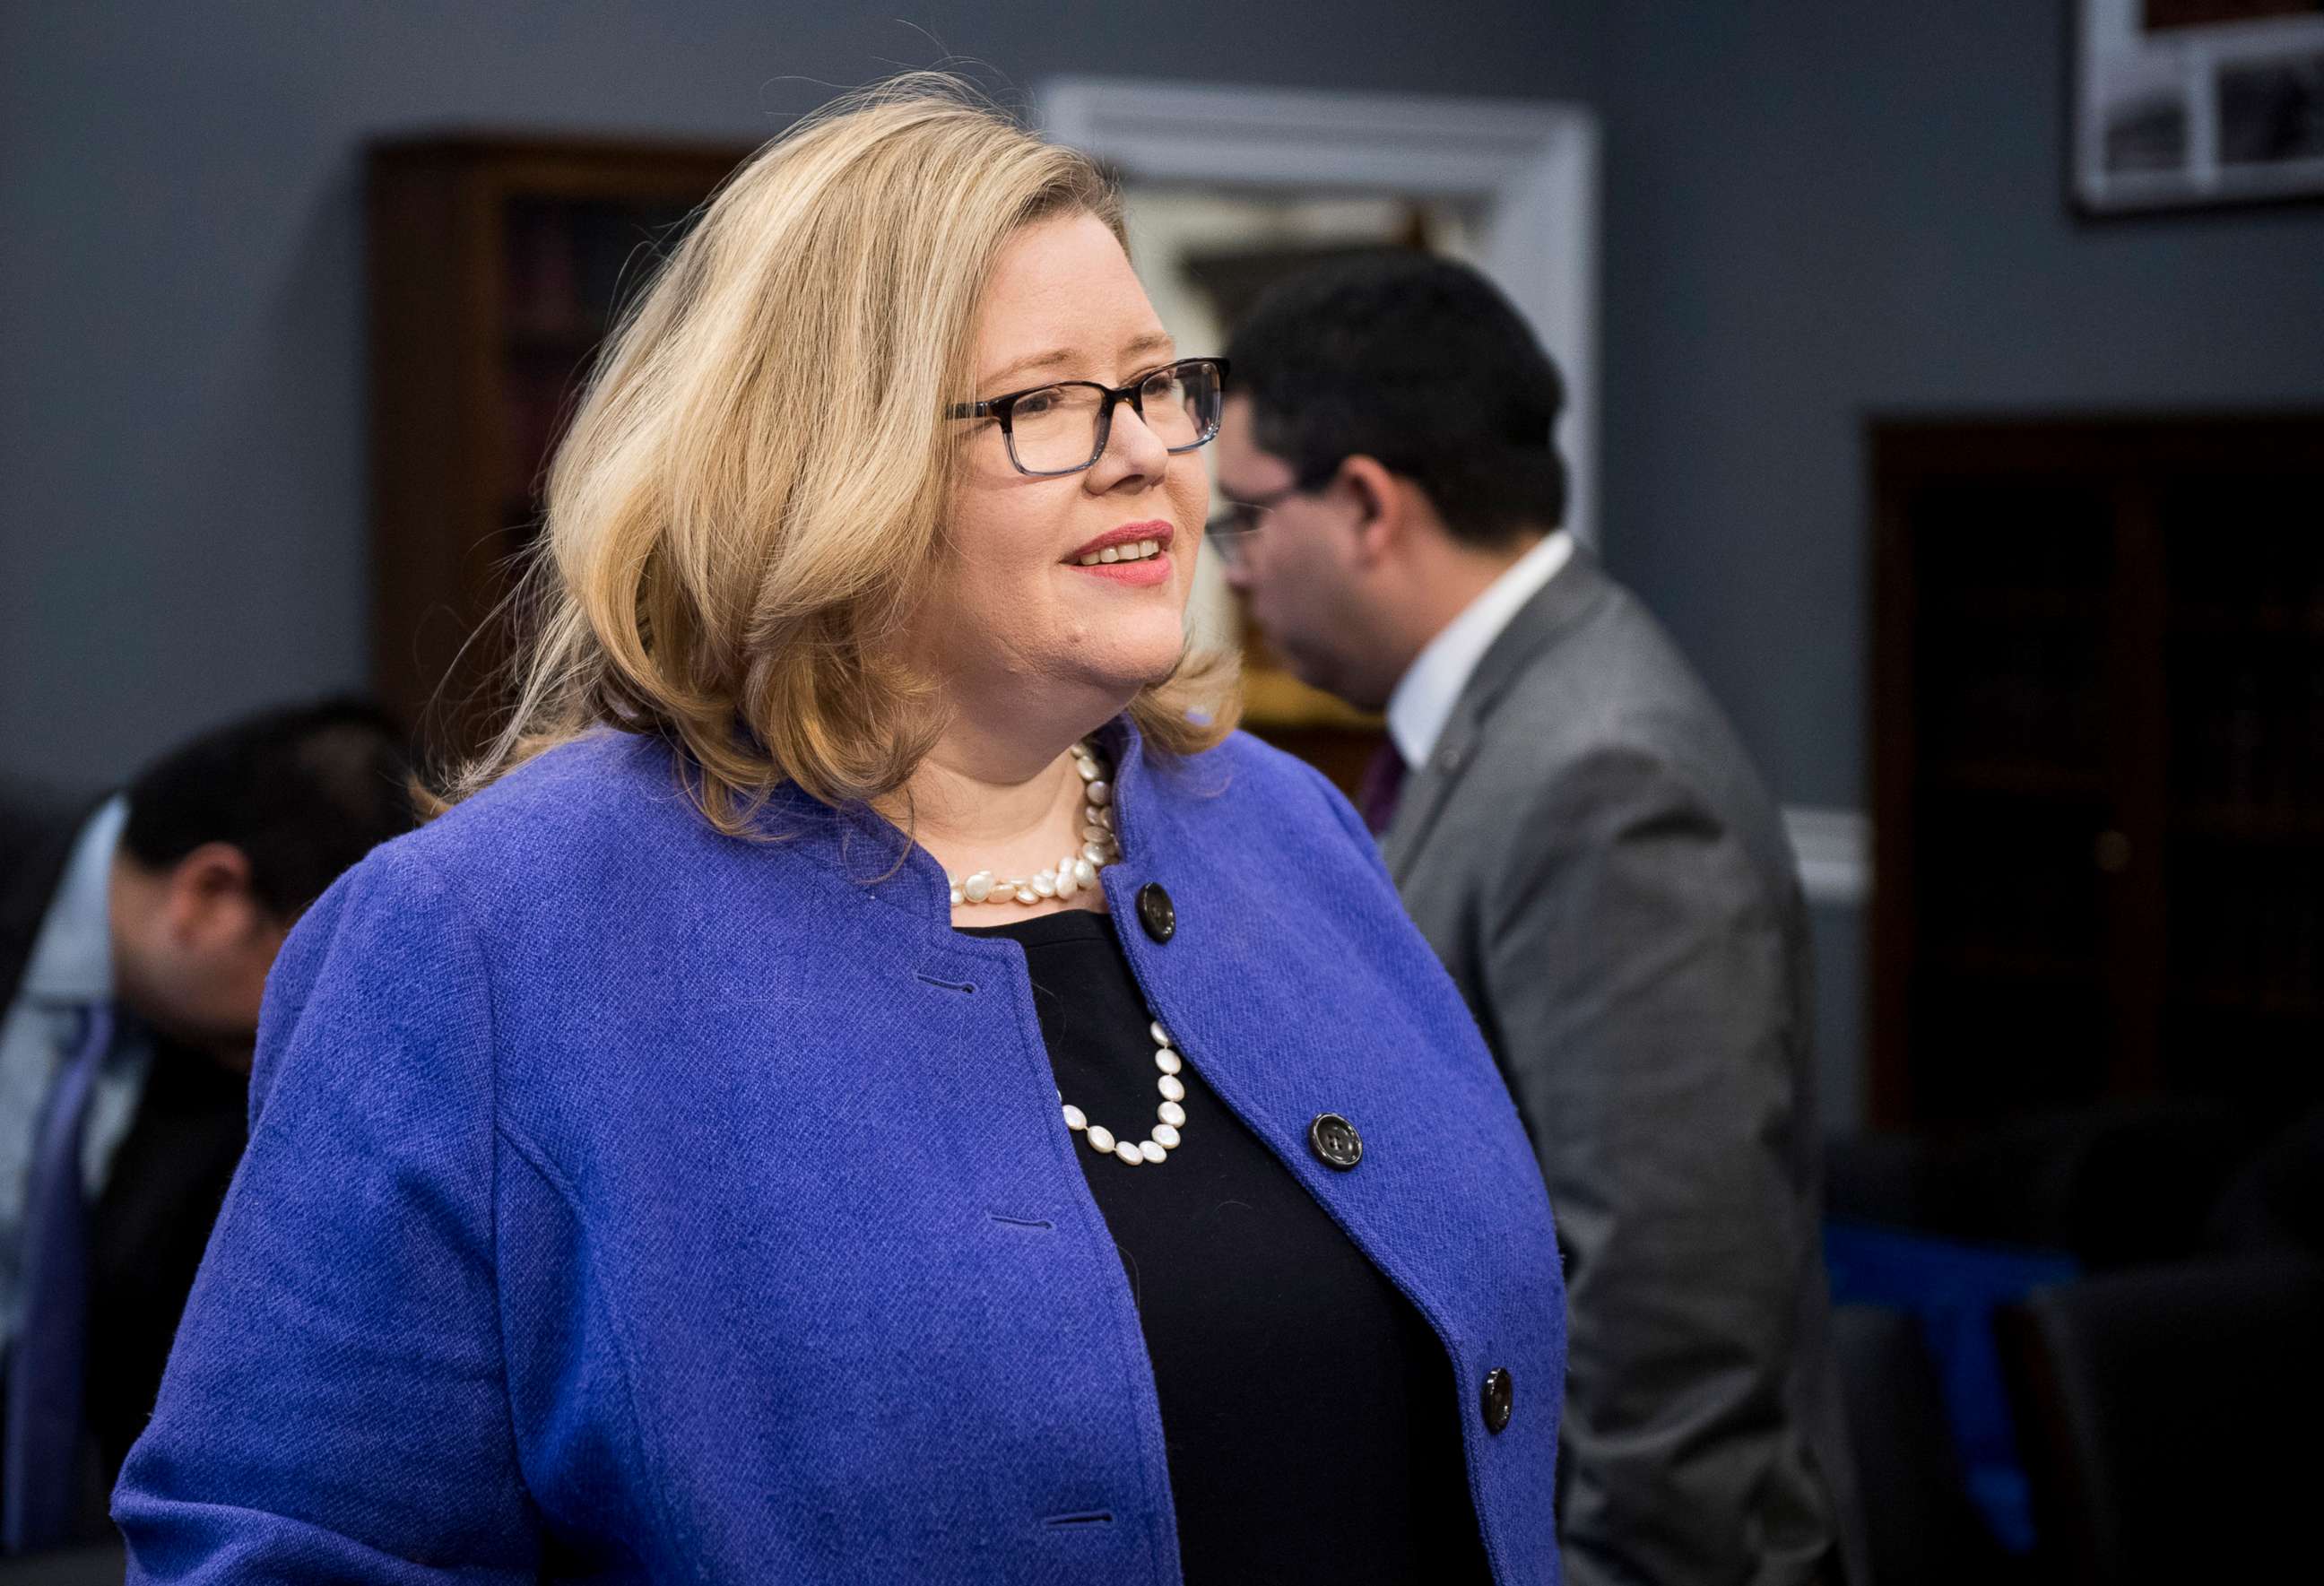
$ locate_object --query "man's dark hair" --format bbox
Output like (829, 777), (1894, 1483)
(1226, 253), (1567, 548)
(121, 698), (416, 919)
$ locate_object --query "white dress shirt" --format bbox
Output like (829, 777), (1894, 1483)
(1385, 529), (1574, 773)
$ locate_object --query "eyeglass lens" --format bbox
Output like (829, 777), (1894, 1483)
(1204, 502), (1269, 567)
(1009, 360), (1222, 474)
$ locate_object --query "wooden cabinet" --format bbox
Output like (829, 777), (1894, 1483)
(367, 134), (750, 761)
(1870, 417), (2324, 1129)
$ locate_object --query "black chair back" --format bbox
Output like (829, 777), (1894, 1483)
(1999, 1255), (2324, 1585)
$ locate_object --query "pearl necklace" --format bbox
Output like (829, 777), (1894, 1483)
(1061, 1018), (1188, 1167)
(946, 740), (1176, 1166)
(944, 739), (1120, 908)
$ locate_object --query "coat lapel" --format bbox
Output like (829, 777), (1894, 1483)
(1381, 548), (1614, 886)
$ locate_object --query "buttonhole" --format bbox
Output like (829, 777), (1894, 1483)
(914, 974), (976, 993)
(1042, 1512), (1114, 1530)
(989, 1213), (1054, 1230)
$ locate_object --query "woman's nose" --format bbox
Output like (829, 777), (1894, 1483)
(1097, 396), (1173, 478)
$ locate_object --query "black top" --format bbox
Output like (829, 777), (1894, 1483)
(87, 1036), (248, 1486)
(961, 908), (1489, 1585)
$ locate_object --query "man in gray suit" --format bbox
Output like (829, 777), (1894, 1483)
(1215, 256), (1860, 1585)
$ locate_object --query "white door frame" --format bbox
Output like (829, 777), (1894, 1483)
(1038, 77), (1602, 549)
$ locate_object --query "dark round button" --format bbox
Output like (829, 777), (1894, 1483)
(1136, 882), (1175, 943)
(1308, 1112), (1363, 1170)
(1480, 1367), (1514, 1434)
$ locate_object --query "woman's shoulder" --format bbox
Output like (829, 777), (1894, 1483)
(425, 725), (691, 837)
(1179, 725), (1358, 805)
(1146, 727), (1377, 865)
(347, 730), (745, 920)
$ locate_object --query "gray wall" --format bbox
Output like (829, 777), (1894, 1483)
(1593, 2), (2324, 810)
(0, 0), (1593, 791)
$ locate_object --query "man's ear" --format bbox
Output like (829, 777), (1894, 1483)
(164, 843), (263, 945)
(1337, 455), (1406, 568)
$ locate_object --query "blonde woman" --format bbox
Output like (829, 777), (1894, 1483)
(114, 81), (1565, 1585)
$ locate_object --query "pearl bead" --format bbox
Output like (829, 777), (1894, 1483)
(1061, 1103), (1086, 1131)
(1081, 823), (1109, 843)
(1087, 780), (1111, 807)
(950, 886), (964, 906)
(1073, 756), (1098, 781)
(1082, 841), (1108, 865)
(1072, 858), (1097, 888)
(1055, 864), (1079, 900)
(1149, 1020), (1171, 1047)
(1014, 885), (1036, 905)
(1156, 1049), (1181, 1075)
(1150, 1122), (1180, 1148)
(1158, 1074), (1185, 1103)
(1138, 1140), (1166, 1164)
(1086, 1124), (1116, 1154)
(963, 871), (993, 903)
(1113, 1140), (1143, 1165)
(1158, 1100), (1185, 1128)
(1095, 806), (1114, 830)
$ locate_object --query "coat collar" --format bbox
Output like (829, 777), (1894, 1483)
(15, 794), (126, 1008)
(1379, 545), (1614, 884)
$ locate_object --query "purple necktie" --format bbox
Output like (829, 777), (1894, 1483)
(1357, 740), (1409, 836)
(4, 1001), (112, 1553)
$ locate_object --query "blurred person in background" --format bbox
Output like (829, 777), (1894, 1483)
(1216, 254), (1861, 1586)
(0, 698), (412, 1554)
(112, 82), (1565, 1584)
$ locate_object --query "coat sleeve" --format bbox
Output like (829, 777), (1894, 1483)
(112, 844), (540, 1582)
(1480, 744), (1836, 1586)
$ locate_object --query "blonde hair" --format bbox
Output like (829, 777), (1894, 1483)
(434, 75), (1237, 831)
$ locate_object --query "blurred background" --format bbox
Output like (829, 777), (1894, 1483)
(4, 3), (2321, 1582)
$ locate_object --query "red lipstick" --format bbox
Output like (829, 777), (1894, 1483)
(1064, 520), (1175, 563)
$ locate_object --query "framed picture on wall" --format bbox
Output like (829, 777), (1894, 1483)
(2074, 0), (2324, 213)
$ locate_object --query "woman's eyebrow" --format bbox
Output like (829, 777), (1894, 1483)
(982, 348), (1075, 388)
(979, 331), (1176, 390)
(1121, 330), (1175, 364)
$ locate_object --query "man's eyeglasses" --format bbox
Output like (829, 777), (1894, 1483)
(1204, 481), (1305, 570)
(949, 358), (1228, 478)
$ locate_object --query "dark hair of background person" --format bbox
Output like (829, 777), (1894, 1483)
(120, 698), (417, 919)
(1225, 252), (1568, 549)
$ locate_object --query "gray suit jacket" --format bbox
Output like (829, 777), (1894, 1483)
(1383, 548), (1862, 1586)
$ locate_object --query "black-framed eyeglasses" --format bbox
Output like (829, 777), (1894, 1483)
(949, 357), (1228, 478)
(1204, 480), (1305, 569)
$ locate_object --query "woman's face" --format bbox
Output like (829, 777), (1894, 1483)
(933, 212), (1209, 723)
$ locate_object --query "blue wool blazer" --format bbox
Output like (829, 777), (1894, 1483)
(113, 723), (1565, 1583)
